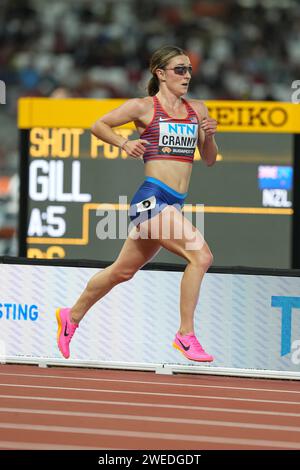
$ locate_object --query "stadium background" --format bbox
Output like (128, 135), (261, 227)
(1, 0), (300, 453)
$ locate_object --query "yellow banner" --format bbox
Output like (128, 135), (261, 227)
(18, 97), (300, 133)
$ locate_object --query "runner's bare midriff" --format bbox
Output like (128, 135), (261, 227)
(144, 159), (192, 194)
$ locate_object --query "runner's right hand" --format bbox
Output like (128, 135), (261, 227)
(122, 139), (150, 158)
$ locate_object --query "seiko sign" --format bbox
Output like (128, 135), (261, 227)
(18, 98), (300, 133)
(208, 105), (288, 128)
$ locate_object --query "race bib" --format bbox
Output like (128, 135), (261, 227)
(135, 195), (157, 213)
(158, 121), (198, 157)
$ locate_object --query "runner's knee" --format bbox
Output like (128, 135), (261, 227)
(188, 247), (213, 272)
(109, 262), (136, 284)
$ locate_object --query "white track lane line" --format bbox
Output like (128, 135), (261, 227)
(0, 393), (300, 417)
(0, 371), (299, 394)
(0, 406), (300, 432)
(0, 422), (299, 449)
(0, 383), (299, 405)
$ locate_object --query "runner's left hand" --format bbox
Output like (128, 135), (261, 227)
(200, 118), (217, 137)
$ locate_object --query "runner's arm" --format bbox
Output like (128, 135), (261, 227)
(194, 101), (218, 167)
(91, 99), (146, 148)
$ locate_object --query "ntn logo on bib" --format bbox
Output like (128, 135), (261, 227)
(158, 122), (198, 156)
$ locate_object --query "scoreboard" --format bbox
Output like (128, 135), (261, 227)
(18, 98), (300, 268)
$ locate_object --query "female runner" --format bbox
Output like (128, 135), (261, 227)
(56, 45), (218, 362)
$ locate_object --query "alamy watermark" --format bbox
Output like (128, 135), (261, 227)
(291, 80), (300, 104)
(291, 339), (300, 365)
(95, 196), (205, 250)
(0, 80), (6, 104)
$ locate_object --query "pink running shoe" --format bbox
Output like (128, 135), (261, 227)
(173, 332), (214, 362)
(56, 307), (78, 359)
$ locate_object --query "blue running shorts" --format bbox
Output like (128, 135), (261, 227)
(129, 176), (187, 226)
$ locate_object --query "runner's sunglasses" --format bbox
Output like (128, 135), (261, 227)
(164, 65), (193, 75)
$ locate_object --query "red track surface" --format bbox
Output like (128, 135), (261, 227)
(0, 364), (300, 450)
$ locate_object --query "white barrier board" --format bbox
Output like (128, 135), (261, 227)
(0, 264), (300, 376)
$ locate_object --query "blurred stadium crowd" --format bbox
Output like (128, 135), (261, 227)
(0, 0), (299, 254)
(1, 0), (300, 104)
